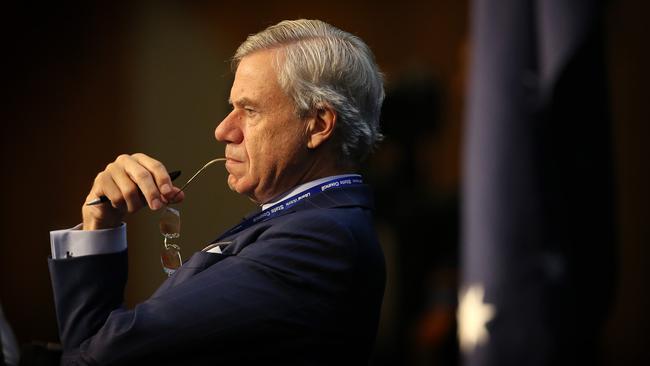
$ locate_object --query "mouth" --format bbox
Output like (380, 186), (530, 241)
(224, 157), (243, 173)
(224, 146), (243, 169)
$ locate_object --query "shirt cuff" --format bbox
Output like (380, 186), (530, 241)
(50, 223), (127, 259)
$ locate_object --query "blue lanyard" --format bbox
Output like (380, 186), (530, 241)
(219, 175), (363, 238)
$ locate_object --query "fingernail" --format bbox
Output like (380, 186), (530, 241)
(160, 184), (172, 195)
(171, 191), (182, 203)
(151, 198), (163, 210)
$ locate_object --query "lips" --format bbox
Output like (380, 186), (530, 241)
(225, 156), (243, 164)
(224, 156), (243, 174)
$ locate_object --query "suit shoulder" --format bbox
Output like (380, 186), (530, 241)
(268, 205), (373, 240)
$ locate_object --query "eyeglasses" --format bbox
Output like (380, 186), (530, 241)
(157, 158), (226, 276)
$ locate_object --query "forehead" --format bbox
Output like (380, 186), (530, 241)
(230, 49), (283, 103)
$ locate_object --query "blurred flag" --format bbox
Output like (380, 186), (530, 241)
(459, 0), (616, 365)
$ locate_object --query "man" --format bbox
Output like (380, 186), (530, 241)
(49, 19), (386, 365)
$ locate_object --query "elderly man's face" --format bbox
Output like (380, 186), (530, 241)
(215, 49), (311, 204)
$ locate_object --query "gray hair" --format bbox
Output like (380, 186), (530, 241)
(232, 19), (385, 165)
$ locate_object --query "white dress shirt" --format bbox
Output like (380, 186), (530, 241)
(50, 224), (127, 259)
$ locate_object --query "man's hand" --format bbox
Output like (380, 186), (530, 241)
(82, 153), (185, 231)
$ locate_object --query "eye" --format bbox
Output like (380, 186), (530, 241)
(244, 107), (257, 117)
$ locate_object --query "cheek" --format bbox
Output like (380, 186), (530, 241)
(244, 116), (307, 173)
(246, 128), (278, 163)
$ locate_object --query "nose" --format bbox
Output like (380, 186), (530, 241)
(215, 110), (243, 144)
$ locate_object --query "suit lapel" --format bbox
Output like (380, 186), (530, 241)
(152, 252), (230, 296)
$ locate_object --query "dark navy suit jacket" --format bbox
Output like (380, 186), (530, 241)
(49, 184), (386, 365)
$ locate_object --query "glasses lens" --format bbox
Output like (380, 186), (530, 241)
(160, 207), (182, 276)
(160, 207), (180, 237)
(161, 244), (182, 276)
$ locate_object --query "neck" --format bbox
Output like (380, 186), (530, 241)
(257, 154), (356, 205)
(297, 164), (350, 187)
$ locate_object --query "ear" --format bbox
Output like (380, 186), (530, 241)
(306, 105), (336, 149)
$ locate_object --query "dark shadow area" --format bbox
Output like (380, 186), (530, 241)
(366, 76), (460, 366)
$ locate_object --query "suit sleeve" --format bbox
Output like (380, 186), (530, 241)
(48, 251), (128, 361)
(48, 210), (362, 365)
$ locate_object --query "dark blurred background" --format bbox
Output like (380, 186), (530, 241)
(1, 1), (647, 365)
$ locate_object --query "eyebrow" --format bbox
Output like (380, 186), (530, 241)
(229, 97), (261, 109)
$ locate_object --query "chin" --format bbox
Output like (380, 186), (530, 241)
(228, 176), (254, 198)
(226, 175), (240, 193)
